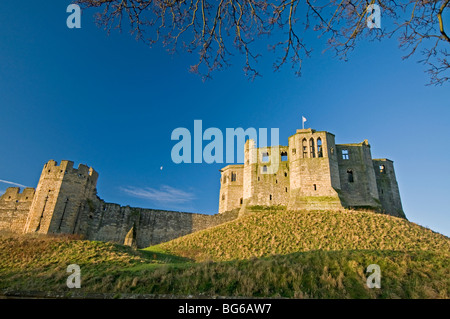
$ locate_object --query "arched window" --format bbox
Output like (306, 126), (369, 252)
(317, 138), (323, 157)
(302, 138), (308, 158)
(309, 138), (316, 158)
(379, 165), (386, 174)
(347, 169), (354, 183)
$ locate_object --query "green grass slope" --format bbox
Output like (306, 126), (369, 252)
(0, 210), (449, 298)
(156, 210), (450, 262)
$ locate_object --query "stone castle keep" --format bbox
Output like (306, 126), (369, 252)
(219, 128), (404, 218)
(0, 127), (404, 248)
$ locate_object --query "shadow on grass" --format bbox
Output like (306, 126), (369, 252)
(138, 245), (193, 264)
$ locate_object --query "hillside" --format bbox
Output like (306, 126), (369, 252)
(156, 210), (450, 262)
(0, 209), (449, 298)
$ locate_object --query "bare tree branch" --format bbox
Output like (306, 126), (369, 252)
(75, 0), (450, 84)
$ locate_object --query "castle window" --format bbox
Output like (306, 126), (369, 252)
(313, 184), (317, 191)
(276, 179), (278, 184)
(262, 152), (269, 163)
(317, 138), (323, 157)
(347, 169), (354, 183)
(302, 138), (308, 158)
(258, 176), (260, 181)
(292, 148), (296, 155)
(240, 198), (243, 205)
(310, 138), (316, 158)
(379, 165), (386, 174)
(281, 151), (288, 162)
(222, 194), (225, 201)
(262, 165), (268, 173)
(284, 172), (288, 177)
(285, 187), (288, 192)
(231, 172), (237, 182)
(342, 149), (349, 160)
(330, 147), (334, 154)
(270, 194), (272, 201)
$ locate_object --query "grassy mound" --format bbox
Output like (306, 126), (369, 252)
(0, 210), (449, 298)
(156, 210), (450, 262)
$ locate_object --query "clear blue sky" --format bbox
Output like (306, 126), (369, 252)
(0, 1), (449, 236)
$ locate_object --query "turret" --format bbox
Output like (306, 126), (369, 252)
(23, 160), (98, 234)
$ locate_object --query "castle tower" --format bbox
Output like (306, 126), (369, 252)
(238, 139), (290, 215)
(372, 159), (404, 218)
(287, 128), (343, 210)
(23, 160), (98, 234)
(335, 140), (382, 210)
(218, 164), (244, 213)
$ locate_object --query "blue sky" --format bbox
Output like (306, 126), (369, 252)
(0, 1), (449, 236)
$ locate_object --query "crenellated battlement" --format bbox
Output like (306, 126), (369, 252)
(0, 187), (35, 202)
(42, 160), (98, 182)
(0, 125), (404, 247)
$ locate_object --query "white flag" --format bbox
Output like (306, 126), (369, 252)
(302, 116), (307, 123)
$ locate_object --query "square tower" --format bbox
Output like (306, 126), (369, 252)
(23, 160), (98, 234)
(287, 129), (343, 210)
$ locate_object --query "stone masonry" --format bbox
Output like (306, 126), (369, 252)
(218, 128), (404, 218)
(0, 126), (404, 248)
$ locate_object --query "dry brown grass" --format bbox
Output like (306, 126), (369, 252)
(157, 210), (450, 262)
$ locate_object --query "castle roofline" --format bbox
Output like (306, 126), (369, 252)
(290, 128), (335, 137)
(336, 139), (370, 147)
(219, 164), (244, 172)
(373, 158), (394, 163)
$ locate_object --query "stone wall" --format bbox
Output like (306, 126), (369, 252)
(373, 159), (405, 218)
(0, 188), (35, 232)
(78, 197), (239, 248)
(336, 142), (381, 210)
(23, 160), (98, 234)
(219, 128), (404, 217)
(287, 129), (342, 211)
(219, 165), (244, 213)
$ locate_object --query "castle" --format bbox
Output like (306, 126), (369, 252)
(219, 128), (404, 218)
(0, 127), (404, 248)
